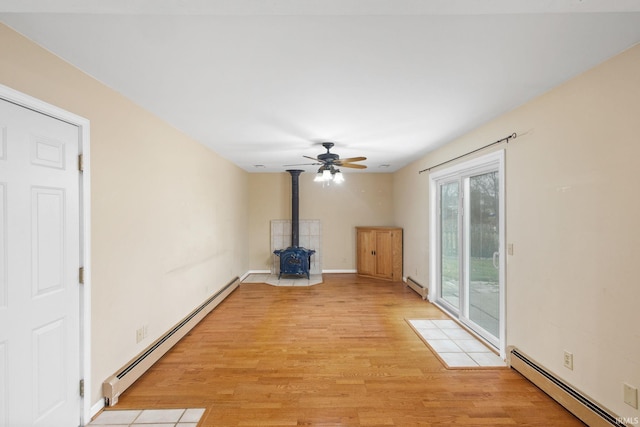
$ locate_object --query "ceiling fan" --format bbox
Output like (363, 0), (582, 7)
(286, 142), (367, 183)
(301, 142), (367, 169)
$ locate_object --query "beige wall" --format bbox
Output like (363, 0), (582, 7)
(395, 44), (640, 419)
(0, 24), (250, 406)
(249, 172), (395, 271)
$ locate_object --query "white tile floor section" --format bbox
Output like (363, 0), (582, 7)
(242, 273), (323, 287)
(89, 408), (205, 427)
(409, 319), (506, 368)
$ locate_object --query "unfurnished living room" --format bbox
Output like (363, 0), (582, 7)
(1, 1), (640, 426)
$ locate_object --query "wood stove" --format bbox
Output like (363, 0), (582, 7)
(273, 170), (316, 279)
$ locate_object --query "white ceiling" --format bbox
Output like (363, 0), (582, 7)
(2, 1), (640, 173)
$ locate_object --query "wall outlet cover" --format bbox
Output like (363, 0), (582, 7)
(563, 351), (573, 370)
(624, 383), (638, 409)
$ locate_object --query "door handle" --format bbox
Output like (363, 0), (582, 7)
(493, 251), (499, 269)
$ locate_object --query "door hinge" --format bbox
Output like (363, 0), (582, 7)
(79, 379), (85, 398)
(79, 267), (85, 285)
(78, 154), (84, 172)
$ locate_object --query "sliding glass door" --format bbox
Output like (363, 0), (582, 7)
(430, 151), (505, 352)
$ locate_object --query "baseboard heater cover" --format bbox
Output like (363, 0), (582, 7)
(508, 347), (625, 427)
(103, 277), (240, 406)
(405, 276), (428, 300)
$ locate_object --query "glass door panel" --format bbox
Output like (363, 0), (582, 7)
(465, 171), (500, 340)
(440, 181), (460, 310)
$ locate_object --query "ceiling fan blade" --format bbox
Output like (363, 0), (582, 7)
(340, 163), (367, 169)
(283, 162), (320, 166)
(303, 155), (320, 161)
(338, 156), (367, 163)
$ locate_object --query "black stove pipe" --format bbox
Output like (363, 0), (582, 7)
(287, 169), (303, 247)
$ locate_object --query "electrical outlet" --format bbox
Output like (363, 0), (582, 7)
(136, 327), (144, 343)
(624, 383), (638, 409)
(563, 351), (573, 370)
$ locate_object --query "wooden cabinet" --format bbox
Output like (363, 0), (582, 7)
(356, 227), (403, 281)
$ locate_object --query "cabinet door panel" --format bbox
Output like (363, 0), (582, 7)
(357, 230), (376, 276)
(375, 231), (394, 279)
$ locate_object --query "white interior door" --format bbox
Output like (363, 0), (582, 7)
(0, 98), (82, 426)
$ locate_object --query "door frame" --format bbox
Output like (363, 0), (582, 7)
(0, 84), (92, 424)
(428, 150), (505, 358)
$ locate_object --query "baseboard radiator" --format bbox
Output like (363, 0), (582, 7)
(405, 276), (428, 300)
(508, 347), (625, 427)
(103, 277), (240, 406)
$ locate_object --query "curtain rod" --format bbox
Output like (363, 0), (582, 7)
(418, 132), (517, 174)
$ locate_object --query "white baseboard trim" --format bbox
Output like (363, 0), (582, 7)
(90, 398), (105, 420)
(241, 270), (270, 281)
(322, 269), (357, 273)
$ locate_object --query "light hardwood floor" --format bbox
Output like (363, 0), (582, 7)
(111, 274), (584, 426)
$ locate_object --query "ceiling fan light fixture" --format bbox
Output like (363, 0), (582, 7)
(313, 165), (344, 184)
(303, 144), (365, 184)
